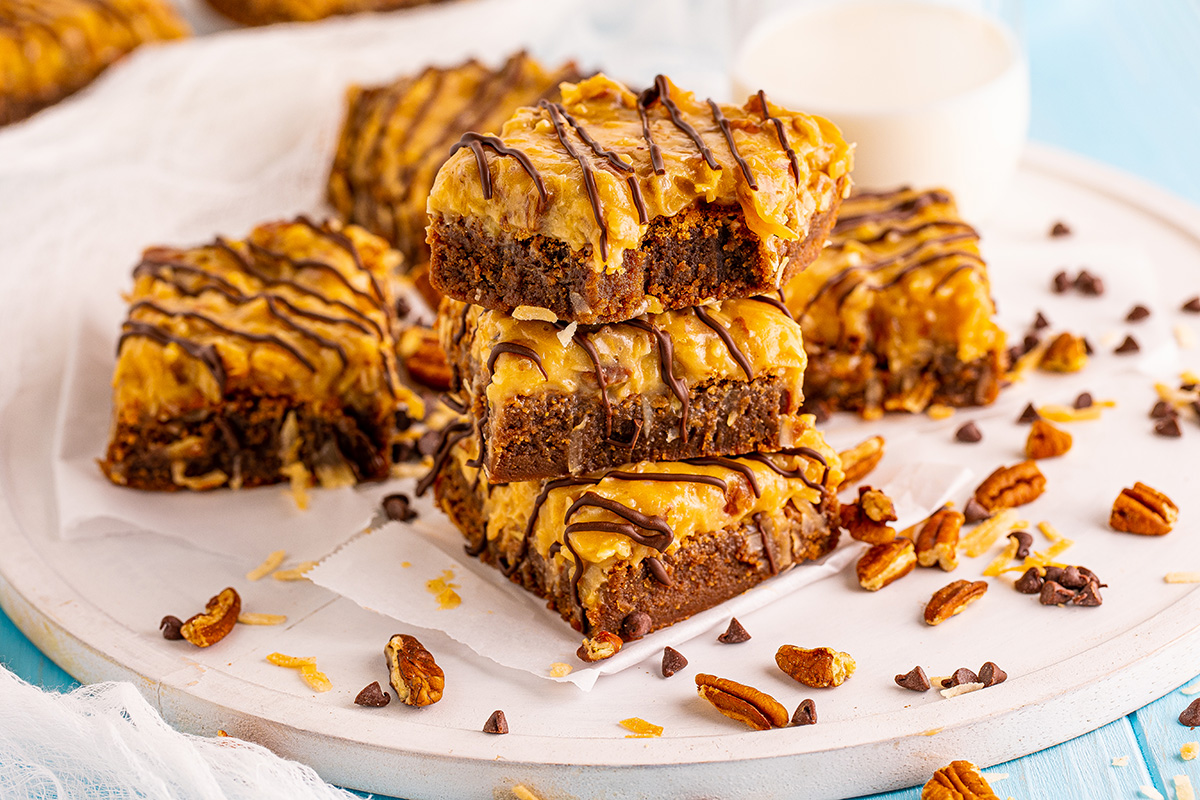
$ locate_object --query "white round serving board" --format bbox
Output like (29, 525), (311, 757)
(2, 12), (1200, 798)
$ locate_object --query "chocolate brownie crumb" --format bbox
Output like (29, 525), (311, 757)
(1050, 221), (1072, 237)
(1126, 304), (1151, 322)
(354, 681), (391, 707)
(661, 646), (688, 678)
(791, 699), (817, 726)
(955, 422), (983, 443)
(1114, 335), (1140, 354)
(895, 666), (931, 692)
(1155, 417), (1183, 438)
(717, 617), (751, 644)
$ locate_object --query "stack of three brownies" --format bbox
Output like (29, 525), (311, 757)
(420, 73), (854, 650)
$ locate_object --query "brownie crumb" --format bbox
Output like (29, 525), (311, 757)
(1052, 271), (1071, 293)
(1075, 270), (1105, 296)
(1126, 304), (1151, 322)
(160, 615), (184, 640)
(483, 709), (509, 734)
(1014, 568), (1044, 594)
(978, 662), (1008, 687)
(791, 699), (817, 726)
(1155, 417), (1183, 438)
(964, 497), (992, 523)
(1073, 392), (1094, 409)
(661, 646), (688, 678)
(1181, 698), (1200, 728)
(1008, 531), (1033, 559)
(383, 493), (418, 522)
(1033, 311), (1050, 330)
(1184, 297), (1200, 314)
(954, 422), (983, 443)
(1114, 335), (1140, 354)
(895, 666), (931, 692)
(1050, 221), (1072, 237)
(1151, 400), (1177, 419)
(354, 681), (391, 707)
(717, 617), (751, 644)
(620, 611), (652, 642)
(1018, 403), (1040, 423)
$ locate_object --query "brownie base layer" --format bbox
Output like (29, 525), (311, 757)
(428, 190), (843, 325)
(801, 345), (1006, 416)
(101, 392), (395, 491)
(469, 377), (803, 483)
(434, 454), (840, 637)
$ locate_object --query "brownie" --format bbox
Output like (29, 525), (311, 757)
(100, 218), (423, 491)
(203, 0), (453, 25)
(427, 74), (853, 324)
(328, 51), (583, 270)
(439, 296), (813, 482)
(428, 424), (843, 637)
(0, 0), (188, 126)
(783, 187), (1007, 418)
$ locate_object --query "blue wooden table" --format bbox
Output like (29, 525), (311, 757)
(4, 2), (1200, 798)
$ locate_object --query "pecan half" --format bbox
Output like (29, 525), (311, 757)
(384, 633), (444, 706)
(775, 645), (856, 688)
(856, 538), (917, 591)
(401, 327), (452, 391)
(924, 580), (988, 625)
(915, 508), (963, 571)
(577, 631), (623, 662)
(1025, 418), (1073, 459)
(973, 460), (1046, 512)
(179, 587), (240, 648)
(840, 486), (898, 544)
(1110, 482), (1179, 535)
(694, 673), (788, 731)
(1039, 332), (1088, 373)
(921, 760), (1000, 799)
(838, 435), (885, 486)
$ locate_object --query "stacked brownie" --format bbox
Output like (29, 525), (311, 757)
(421, 74), (855, 641)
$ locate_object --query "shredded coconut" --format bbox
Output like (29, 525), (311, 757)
(512, 305), (558, 323)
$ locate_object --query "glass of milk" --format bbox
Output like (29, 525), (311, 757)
(731, 0), (1029, 220)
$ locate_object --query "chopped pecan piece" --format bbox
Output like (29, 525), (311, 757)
(401, 327), (452, 391)
(973, 460), (1046, 512)
(840, 486), (898, 544)
(915, 508), (963, 571)
(384, 633), (444, 706)
(856, 538), (917, 591)
(1110, 482), (1179, 535)
(1025, 418), (1073, 459)
(577, 631), (624, 662)
(179, 587), (241, 648)
(694, 673), (788, 731)
(922, 760), (1000, 799)
(838, 435), (885, 486)
(1039, 332), (1089, 372)
(924, 580), (988, 625)
(775, 645), (856, 688)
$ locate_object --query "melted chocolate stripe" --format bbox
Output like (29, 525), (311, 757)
(502, 476), (600, 578)
(746, 293), (795, 322)
(603, 470), (728, 492)
(646, 75), (721, 170)
(740, 450), (826, 492)
(570, 329), (617, 440)
(832, 250), (985, 313)
(708, 98), (757, 189)
(414, 420), (472, 497)
(555, 103), (648, 225)
(450, 132), (547, 204)
(295, 216), (386, 305)
(693, 305), (753, 379)
(134, 258), (241, 295)
(625, 318), (689, 443)
(826, 220), (977, 250)
(246, 240), (381, 311)
(389, 67), (450, 204)
(754, 511), (778, 576)
(541, 100), (609, 261)
(464, 402), (489, 470)
(833, 189), (954, 233)
(757, 90), (800, 184)
(565, 492), (673, 551)
(118, 321), (226, 389)
(486, 341), (548, 379)
(685, 456), (761, 497)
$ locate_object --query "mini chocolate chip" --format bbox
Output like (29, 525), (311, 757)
(1014, 568), (1044, 594)
(1077, 566), (1104, 586)
(548, 542), (562, 558)
(978, 662), (1008, 687)
(1052, 271), (1071, 293)
(160, 615), (184, 640)
(955, 422), (983, 443)
(1180, 698), (1200, 727)
(1050, 221), (1072, 237)
(1018, 403), (1040, 423)
(1042, 566), (1065, 584)
(417, 430), (442, 457)
(354, 681), (390, 707)
(1126, 304), (1151, 322)
(1183, 297), (1200, 314)
(1193, 399), (1200, 420)
(717, 617), (751, 644)
(1072, 582), (1103, 607)
(1075, 270), (1105, 296)
(964, 497), (992, 524)
(1073, 392), (1094, 409)
(1022, 333), (1040, 353)
(895, 666), (931, 692)
(1083, 337), (1095, 355)
(1114, 335), (1140, 354)
(1156, 417), (1183, 438)
(661, 646), (688, 678)
(1008, 531), (1033, 560)
(1150, 400), (1177, 419)
(942, 668), (979, 688)
(382, 493), (417, 522)
(809, 401), (832, 424)
(620, 611), (652, 642)
(1006, 345), (1024, 366)
(791, 699), (817, 726)
(1040, 580), (1075, 606)
(1183, 383), (1198, 392)
(1033, 311), (1050, 330)
(1059, 565), (1087, 589)
(483, 710), (509, 734)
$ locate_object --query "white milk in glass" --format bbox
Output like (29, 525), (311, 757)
(732, 0), (1029, 220)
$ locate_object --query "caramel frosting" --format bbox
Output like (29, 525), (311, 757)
(328, 51), (582, 266)
(427, 73), (852, 273)
(112, 218), (421, 423)
(443, 427), (842, 623)
(784, 187), (1004, 376)
(439, 295), (808, 438)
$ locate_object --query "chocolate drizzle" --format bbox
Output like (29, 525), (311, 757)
(753, 512), (778, 575)
(756, 90), (801, 184)
(693, 305), (753, 379)
(118, 321), (226, 388)
(640, 76), (721, 171)
(604, 470), (727, 492)
(550, 101), (648, 225)
(450, 132), (547, 204)
(741, 447), (829, 492)
(708, 98), (757, 189)
(501, 476), (600, 577)
(625, 318), (689, 443)
(746, 292), (795, 321)
(636, 95), (665, 175)
(833, 189), (953, 233)
(486, 342), (548, 379)
(565, 492), (673, 552)
(541, 100), (609, 261)
(685, 456), (761, 497)
(415, 420), (472, 497)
